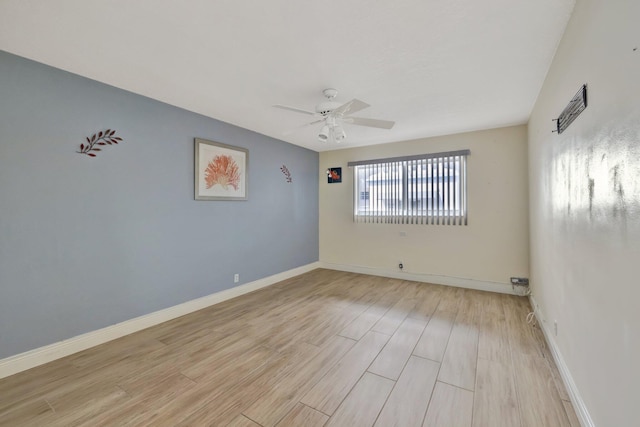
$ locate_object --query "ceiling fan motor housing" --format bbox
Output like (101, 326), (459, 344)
(316, 88), (340, 115)
(315, 101), (342, 116)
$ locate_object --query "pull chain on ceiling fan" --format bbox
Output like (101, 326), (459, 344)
(273, 88), (395, 143)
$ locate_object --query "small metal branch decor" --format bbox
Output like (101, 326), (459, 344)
(77, 129), (123, 157)
(280, 165), (292, 183)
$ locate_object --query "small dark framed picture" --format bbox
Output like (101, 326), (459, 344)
(327, 167), (342, 183)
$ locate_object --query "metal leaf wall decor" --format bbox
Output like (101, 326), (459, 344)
(280, 165), (292, 183)
(77, 129), (123, 157)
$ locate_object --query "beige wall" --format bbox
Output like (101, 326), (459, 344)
(528, 0), (639, 425)
(320, 125), (529, 291)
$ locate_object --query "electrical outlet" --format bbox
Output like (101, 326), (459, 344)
(554, 320), (558, 336)
(234, 273), (239, 283)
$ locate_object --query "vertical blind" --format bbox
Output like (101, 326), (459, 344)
(347, 150), (470, 225)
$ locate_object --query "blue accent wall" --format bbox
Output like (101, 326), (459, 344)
(0, 51), (319, 359)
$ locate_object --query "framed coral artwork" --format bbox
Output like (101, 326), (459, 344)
(195, 138), (249, 201)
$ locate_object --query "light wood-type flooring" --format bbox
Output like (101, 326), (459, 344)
(0, 269), (580, 426)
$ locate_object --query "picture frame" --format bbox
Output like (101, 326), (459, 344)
(327, 167), (342, 183)
(195, 138), (249, 201)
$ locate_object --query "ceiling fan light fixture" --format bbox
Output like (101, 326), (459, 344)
(274, 88), (396, 144)
(318, 125), (330, 142)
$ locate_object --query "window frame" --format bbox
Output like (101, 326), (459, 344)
(348, 150), (470, 225)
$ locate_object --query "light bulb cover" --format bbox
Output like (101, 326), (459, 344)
(318, 125), (330, 141)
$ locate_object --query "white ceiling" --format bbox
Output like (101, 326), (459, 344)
(0, 0), (575, 152)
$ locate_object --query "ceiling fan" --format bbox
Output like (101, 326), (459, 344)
(273, 88), (395, 143)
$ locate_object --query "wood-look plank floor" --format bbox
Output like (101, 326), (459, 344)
(0, 269), (577, 426)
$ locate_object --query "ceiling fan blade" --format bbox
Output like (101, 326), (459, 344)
(283, 119), (324, 136)
(333, 99), (370, 116)
(273, 104), (316, 116)
(344, 116), (395, 129)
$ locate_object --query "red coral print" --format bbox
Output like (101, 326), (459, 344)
(205, 155), (241, 190)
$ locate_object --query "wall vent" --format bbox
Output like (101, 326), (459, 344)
(554, 84), (588, 134)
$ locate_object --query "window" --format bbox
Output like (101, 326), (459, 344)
(348, 150), (469, 225)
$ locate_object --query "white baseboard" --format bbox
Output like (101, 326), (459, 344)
(0, 262), (321, 380)
(529, 296), (595, 427)
(319, 262), (518, 295)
